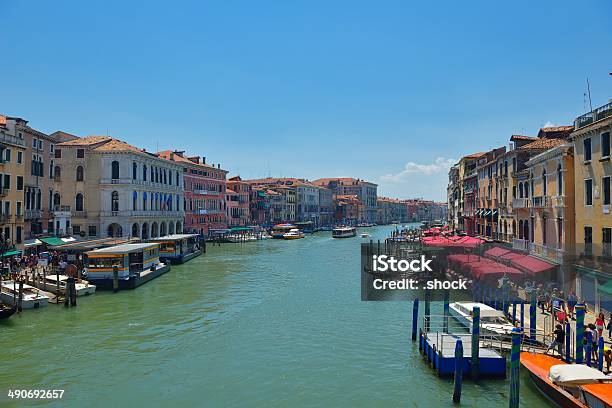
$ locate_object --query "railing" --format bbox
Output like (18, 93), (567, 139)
(575, 101), (612, 129)
(0, 131), (25, 146)
(99, 210), (185, 217)
(532, 196), (551, 208)
(72, 210), (88, 218)
(0, 188), (8, 197)
(25, 209), (42, 220)
(53, 205), (71, 213)
(0, 214), (9, 223)
(100, 178), (183, 190)
(512, 198), (530, 209)
(551, 195), (565, 208)
(529, 242), (564, 262)
(513, 238), (529, 252)
(193, 189), (220, 196)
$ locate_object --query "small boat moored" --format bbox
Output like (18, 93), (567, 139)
(521, 352), (612, 407)
(332, 226), (357, 238)
(83, 243), (170, 290)
(37, 274), (96, 297)
(449, 301), (515, 336)
(0, 281), (50, 309)
(271, 224), (297, 239)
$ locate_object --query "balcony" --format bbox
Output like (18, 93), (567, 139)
(551, 195), (565, 208)
(72, 210), (88, 218)
(513, 198), (530, 209)
(513, 238), (529, 252)
(529, 242), (564, 263)
(99, 210), (185, 218)
(25, 209), (42, 220)
(0, 131), (25, 147)
(193, 189), (219, 196)
(0, 214), (9, 223)
(575, 101), (612, 129)
(532, 196), (551, 208)
(100, 178), (183, 190)
(53, 205), (71, 217)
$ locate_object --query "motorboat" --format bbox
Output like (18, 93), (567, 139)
(521, 352), (612, 407)
(283, 229), (305, 240)
(0, 303), (17, 319)
(361, 233), (370, 238)
(332, 227), (357, 238)
(39, 275), (96, 296)
(271, 224), (297, 239)
(449, 301), (515, 336)
(0, 281), (49, 309)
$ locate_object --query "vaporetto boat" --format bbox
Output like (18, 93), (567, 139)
(332, 227), (357, 238)
(449, 301), (515, 336)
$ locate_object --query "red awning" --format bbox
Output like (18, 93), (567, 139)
(510, 255), (556, 275)
(484, 247), (512, 258)
(422, 235), (484, 248)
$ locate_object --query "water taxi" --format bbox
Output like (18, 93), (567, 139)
(36, 275), (96, 296)
(521, 352), (612, 407)
(332, 226), (357, 238)
(83, 243), (170, 290)
(0, 281), (50, 309)
(361, 233), (370, 238)
(271, 224), (297, 239)
(449, 301), (515, 336)
(150, 233), (202, 264)
(283, 229), (305, 240)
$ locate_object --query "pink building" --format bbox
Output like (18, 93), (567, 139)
(157, 150), (228, 236)
(226, 176), (250, 226)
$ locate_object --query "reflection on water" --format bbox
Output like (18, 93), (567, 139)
(0, 225), (548, 407)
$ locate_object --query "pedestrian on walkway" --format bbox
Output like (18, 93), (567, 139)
(545, 324), (565, 357)
(596, 312), (605, 339)
(607, 313), (612, 339)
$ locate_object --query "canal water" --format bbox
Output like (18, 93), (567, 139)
(1, 225), (549, 407)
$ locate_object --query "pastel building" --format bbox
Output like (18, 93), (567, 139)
(0, 115), (26, 247)
(157, 150), (227, 236)
(313, 178), (378, 223)
(54, 136), (185, 239)
(226, 176), (250, 227)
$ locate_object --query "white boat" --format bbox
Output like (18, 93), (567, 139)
(39, 275), (96, 296)
(449, 301), (515, 336)
(361, 233), (370, 238)
(0, 281), (50, 309)
(332, 227), (357, 238)
(283, 229), (305, 240)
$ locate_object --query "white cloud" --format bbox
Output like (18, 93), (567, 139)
(543, 121), (556, 128)
(380, 157), (456, 182)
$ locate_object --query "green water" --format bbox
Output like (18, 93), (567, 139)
(0, 225), (550, 407)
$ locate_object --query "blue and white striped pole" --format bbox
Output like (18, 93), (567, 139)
(520, 301), (525, 332)
(509, 328), (521, 408)
(512, 301), (517, 325)
(530, 295), (537, 343)
(453, 339), (463, 403)
(586, 331), (592, 367)
(443, 289), (450, 333)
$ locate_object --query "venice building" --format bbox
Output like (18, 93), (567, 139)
(54, 136), (185, 239)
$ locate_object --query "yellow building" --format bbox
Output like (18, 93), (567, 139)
(523, 142), (575, 264)
(0, 115), (26, 248)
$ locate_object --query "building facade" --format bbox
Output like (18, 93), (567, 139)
(313, 178), (377, 223)
(0, 115), (26, 247)
(157, 150), (227, 236)
(226, 176), (250, 227)
(54, 136), (185, 239)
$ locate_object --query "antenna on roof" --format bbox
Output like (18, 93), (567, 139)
(586, 77), (593, 112)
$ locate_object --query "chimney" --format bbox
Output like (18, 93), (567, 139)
(173, 150), (185, 158)
(217, 164), (220, 169)
(202, 156), (206, 164)
(187, 156), (200, 164)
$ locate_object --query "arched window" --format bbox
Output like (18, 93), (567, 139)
(525, 183), (529, 198)
(542, 168), (547, 196)
(143, 192), (147, 210)
(176, 195), (180, 211)
(53, 193), (61, 208)
(519, 220), (524, 239)
(133, 162), (138, 180)
(75, 193), (84, 211)
(111, 191), (119, 211)
(557, 163), (563, 196)
(143, 164), (148, 181)
(133, 191), (138, 210)
(76, 165), (84, 181)
(176, 172), (179, 186)
(169, 171), (172, 185)
(163, 169), (167, 184)
(519, 183), (523, 198)
(111, 161), (120, 179)
(54, 166), (61, 181)
(150, 166), (154, 182)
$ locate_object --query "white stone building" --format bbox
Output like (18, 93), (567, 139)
(54, 136), (185, 239)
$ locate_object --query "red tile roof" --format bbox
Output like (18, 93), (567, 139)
(518, 138), (565, 150)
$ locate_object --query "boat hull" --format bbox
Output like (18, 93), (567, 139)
(91, 264), (171, 291)
(160, 249), (202, 264)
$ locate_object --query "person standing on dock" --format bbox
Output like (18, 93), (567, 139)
(545, 324), (565, 358)
(567, 291), (577, 320)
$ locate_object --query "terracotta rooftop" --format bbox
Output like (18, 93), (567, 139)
(462, 152), (486, 159)
(226, 188), (237, 195)
(510, 135), (537, 142)
(312, 177), (377, 186)
(157, 150), (222, 171)
(57, 136), (112, 146)
(518, 138), (566, 150)
(537, 126), (573, 139)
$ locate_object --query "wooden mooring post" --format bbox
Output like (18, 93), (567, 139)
(598, 337), (604, 371)
(509, 329), (521, 408)
(112, 265), (119, 293)
(443, 289), (449, 333)
(586, 331), (592, 367)
(575, 305), (585, 364)
(529, 296), (537, 343)
(452, 339), (463, 404)
(471, 306), (480, 379)
(424, 289), (431, 332)
(411, 298), (419, 341)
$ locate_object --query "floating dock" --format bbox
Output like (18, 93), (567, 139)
(420, 331), (507, 377)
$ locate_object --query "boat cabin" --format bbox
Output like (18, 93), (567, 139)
(84, 243), (161, 280)
(149, 234), (202, 264)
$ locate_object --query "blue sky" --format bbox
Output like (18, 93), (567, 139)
(2, 0), (611, 201)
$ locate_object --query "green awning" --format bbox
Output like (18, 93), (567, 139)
(599, 279), (612, 296)
(230, 227), (252, 232)
(39, 237), (68, 246)
(0, 250), (21, 257)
